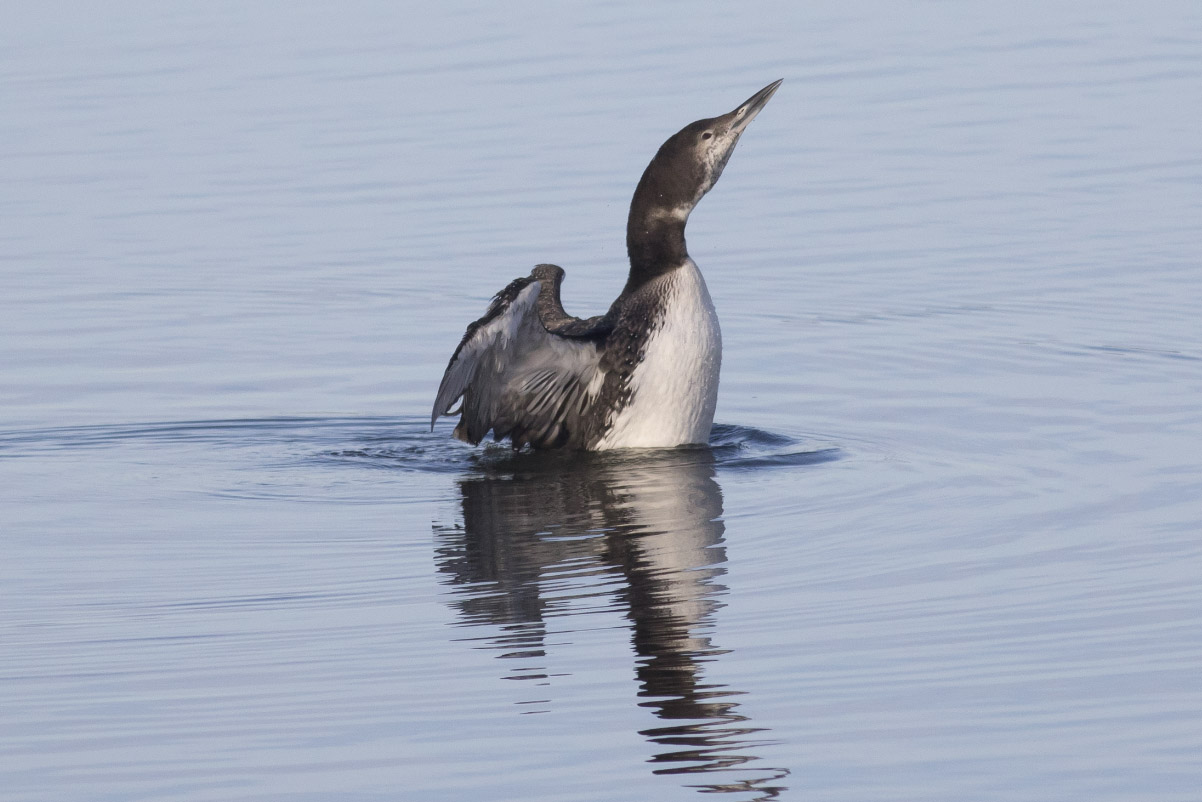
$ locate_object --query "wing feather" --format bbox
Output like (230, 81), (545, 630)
(432, 270), (608, 449)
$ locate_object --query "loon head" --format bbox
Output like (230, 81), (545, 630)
(627, 80), (782, 277)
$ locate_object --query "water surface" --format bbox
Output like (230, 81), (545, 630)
(3, 3), (1202, 801)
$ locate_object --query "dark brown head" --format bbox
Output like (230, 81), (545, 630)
(626, 80), (782, 279)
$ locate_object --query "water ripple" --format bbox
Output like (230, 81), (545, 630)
(0, 416), (843, 475)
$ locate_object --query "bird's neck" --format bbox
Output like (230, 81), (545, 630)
(626, 217), (687, 288)
(625, 180), (693, 291)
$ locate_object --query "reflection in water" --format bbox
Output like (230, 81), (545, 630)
(435, 448), (789, 799)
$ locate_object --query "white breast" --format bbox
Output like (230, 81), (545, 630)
(595, 259), (721, 449)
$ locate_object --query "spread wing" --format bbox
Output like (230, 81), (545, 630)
(431, 267), (611, 449)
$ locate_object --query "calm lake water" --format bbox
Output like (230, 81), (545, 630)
(3, 3), (1201, 800)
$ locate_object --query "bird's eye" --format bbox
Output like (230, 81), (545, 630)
(701, 131), (713, 140)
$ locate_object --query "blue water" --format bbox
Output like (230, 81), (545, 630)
(3, 3), (1202, 801)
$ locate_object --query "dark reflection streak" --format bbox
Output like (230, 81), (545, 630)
(434, 448), (790, 800)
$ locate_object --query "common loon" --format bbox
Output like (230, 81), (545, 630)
(431, 79), (782, 450)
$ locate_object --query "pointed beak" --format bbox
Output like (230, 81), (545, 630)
(727, 79), (783, 135)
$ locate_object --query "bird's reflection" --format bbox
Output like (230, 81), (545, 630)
(434, 447), (789, 799)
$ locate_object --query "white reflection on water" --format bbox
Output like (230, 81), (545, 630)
(437, 448), (790, 799)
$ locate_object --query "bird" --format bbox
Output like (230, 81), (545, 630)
(431, 80), (782, 451)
